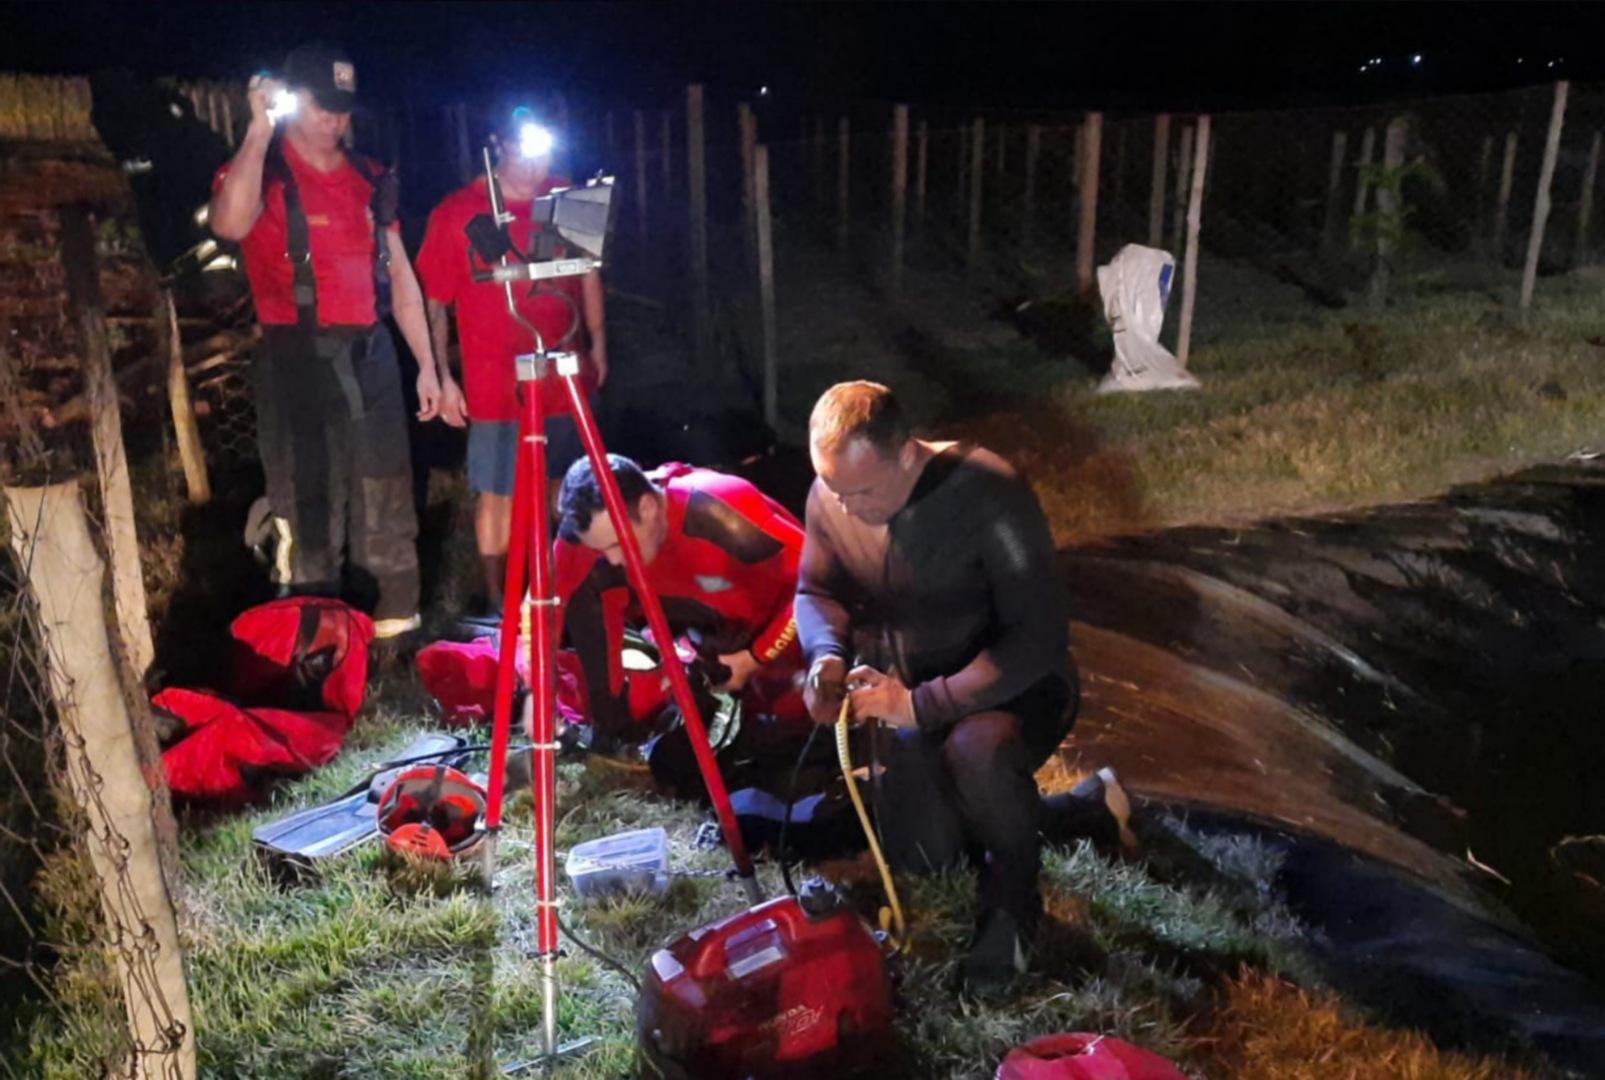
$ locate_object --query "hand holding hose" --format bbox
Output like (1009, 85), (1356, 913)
(847, 665), (916, 729)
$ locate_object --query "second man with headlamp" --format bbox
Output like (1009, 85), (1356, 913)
(417, 107), (609, 622)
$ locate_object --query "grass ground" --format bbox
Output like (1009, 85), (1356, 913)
(10, 251), (1595, 1077)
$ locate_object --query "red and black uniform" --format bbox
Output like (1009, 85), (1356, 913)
(554, 464), (806, 743)
(215, 137), (419, 622)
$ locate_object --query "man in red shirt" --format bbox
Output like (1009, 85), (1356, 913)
(210, 43), (458, 637)
(417, 107), (607, 618)
(552, 456), (807, 761)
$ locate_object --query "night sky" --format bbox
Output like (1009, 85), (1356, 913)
(4, 2), (1602, 112)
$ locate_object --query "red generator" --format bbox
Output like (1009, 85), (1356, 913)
(636, 883), (892, 1079)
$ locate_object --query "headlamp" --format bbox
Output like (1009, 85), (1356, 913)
(267, 87), (299, 124)
(519, 121), (555, 159)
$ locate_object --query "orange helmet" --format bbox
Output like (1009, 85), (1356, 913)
(376, 764), (486, 861)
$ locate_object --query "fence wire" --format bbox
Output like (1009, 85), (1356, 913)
(1, 476), (188, 1079)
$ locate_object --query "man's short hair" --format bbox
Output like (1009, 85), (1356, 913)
(557, 454), (659, 542)
(808, 381), (909, 457)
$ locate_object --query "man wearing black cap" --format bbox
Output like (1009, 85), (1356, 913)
(210, 43), (460, 638)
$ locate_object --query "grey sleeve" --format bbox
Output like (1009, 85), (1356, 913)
(794, 483), (853, 666)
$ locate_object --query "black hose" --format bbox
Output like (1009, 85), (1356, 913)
(779, 723), (824, 899)
(554, 908), (642, 994)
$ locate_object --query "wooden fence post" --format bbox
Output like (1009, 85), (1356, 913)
(1322, 130), (1349, 250)
(1370, 116), (1409, 310)
(1521, 81), (1569, 315)
(1350, 125), (1376, 251)
(1112, 121), (1127, 208)
(634, 109), (648, 243)
(1177, 115), (1211, 367)
(968, 116), (985, 273)
(660, 109), (672, 192)
(1077, 112), (1103, 293)
(1148, 113), (1171, 247)
(739, 102), (758, 267)
(160, 289), (210, 504)
(915, 119), (929, 226)
(754, 145), (779, 430)
(1475, 133), (1494, 247)
(1171, 123), (1194, 258)
(60, 207), (155, 677)
(890, 104), (909, 296)
(4, 483), (196, 1080)
(957, 120), (969, 212)
(1576, 130), (1601, 267)
(454, 102), (472, 183)
(1023, 124), (1041, 248)
(1494, 129), (1519, 257)
(220, 90), (235, 148)
(686, 85), (709, 370)
(837, 116), (851, 249)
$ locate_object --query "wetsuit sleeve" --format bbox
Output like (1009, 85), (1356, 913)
(795, 482), (853, 666)
(555, 542), (634, 737)
(739, 494), (804, 663)
(908, 473), (1068, 734)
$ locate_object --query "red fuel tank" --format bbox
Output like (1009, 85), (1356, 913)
(636, 889), (892, 1078)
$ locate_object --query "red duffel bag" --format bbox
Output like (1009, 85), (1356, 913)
(229, 596), (374, 718)
(995, 1034), (1189, 1080)
(153, 687), (353, 806)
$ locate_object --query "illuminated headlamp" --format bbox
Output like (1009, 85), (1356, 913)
(267, 86), (299, 123)
(518, 121), (555, 159)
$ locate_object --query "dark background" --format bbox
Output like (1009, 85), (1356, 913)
(3, 1), (1602, 112)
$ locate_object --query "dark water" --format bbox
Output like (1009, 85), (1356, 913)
(1056, 462), (1605, 1074)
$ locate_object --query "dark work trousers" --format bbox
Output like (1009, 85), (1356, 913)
(255, 323), (420, 622)
(874, 674), (1076, 935)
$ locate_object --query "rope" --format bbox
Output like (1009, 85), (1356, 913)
(836, 699), (906, 948)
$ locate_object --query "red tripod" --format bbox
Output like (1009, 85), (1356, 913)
(478, 337), (762, 1063)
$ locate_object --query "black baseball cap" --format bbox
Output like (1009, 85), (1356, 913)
(283, 42), (357, 114)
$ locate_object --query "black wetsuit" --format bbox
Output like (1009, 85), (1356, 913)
(796, 442), (1077, 933)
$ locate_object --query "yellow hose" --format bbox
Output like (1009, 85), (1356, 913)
(836, 698), (906, 948)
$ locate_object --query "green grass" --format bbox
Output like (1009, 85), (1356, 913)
(30, 682), (1522, 1079)
(942, 266), (1605, 542)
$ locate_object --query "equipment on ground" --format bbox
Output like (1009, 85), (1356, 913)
(251, 732), (469, 874)
(469, 134), (755, 1070)
(636, 883), (893, 1079)
(377, 763), (488, 862)
(634, 700), (904, 1078)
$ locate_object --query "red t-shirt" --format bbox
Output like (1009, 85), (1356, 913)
(213, 140), (393, 328)
(416, 176), (594, 422)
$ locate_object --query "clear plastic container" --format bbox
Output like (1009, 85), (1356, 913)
(564, 826), (669, 898)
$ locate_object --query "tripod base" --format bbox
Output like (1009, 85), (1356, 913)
(501, 1037), (601, 1075)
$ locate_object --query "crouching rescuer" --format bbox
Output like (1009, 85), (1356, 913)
(798, 381), (1083, 992)
(552, 455), (810, 786)
(210, 42), (452, 637)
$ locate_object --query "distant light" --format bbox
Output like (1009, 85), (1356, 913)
(1518, 57), (1525, 64)
(759, 85), (770, 96)
(1358, 65), (1366, 74)
(1548, 60), (1555, 69)
(519, 121), (555, 159)
(1412, 54), (1422, 66)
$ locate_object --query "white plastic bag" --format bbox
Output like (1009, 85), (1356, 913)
(1095, 243), (1199, 393)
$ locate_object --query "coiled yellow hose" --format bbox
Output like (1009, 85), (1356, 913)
(836, 698), (906, 949)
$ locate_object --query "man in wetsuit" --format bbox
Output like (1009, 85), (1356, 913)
(796, 380), (1078, 992)
(553, 455), (808, 770)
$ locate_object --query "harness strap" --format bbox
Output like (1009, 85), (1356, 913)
(266, 142), (319, 332)
(265, 140), (397, 328)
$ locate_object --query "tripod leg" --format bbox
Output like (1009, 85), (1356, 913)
(557, 370), (762, 901)
(481, 407), (537, 882)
